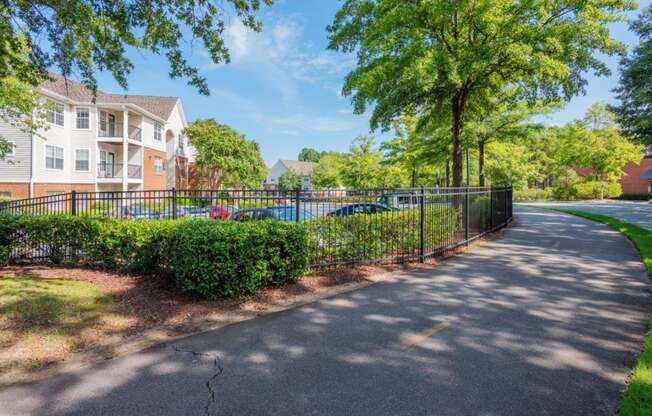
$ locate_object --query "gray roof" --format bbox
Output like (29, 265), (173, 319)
(280, 160), (318, 176)
(40, 72), (179, 120)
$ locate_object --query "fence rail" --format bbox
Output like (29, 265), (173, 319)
(1, 186), (512, 267)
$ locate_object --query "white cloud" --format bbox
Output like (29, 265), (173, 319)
(203, 17), (354, 97)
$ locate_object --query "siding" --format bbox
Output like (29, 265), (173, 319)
(0, 122), (31, 181)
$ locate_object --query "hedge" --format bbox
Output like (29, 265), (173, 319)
(306, 205), (459, 264)
(0, 214), (308, 298)
(166, 219), (308, 298)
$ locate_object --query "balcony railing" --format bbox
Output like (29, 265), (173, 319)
(97, 163), (142, 179)
(98, 122), (142, 141)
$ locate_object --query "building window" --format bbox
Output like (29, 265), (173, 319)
(45, 145), (64, 170)
(178, 134), (185, 153)
(154, 157), (163, 175)
(3, 141), (16, 158)
(46, 100), (65, 126)
(154, 122), (163, 141)
(76, 107), (90, 129)
(74, 148), (90, 171)
(179, 160), (186, 178)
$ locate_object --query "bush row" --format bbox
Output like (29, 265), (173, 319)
(305, 206), (459, 264)
(0, 213), (308, 299)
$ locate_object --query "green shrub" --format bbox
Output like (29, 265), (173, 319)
(514, 188), (553, 201)
(91, 218), (178, 273)
(165, 219), (308, 298)
(306, 206), (458, 265)
(574, 180), (622, 199)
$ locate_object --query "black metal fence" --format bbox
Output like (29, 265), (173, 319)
(1, 187), (512, 267)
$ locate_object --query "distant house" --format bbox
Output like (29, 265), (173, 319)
(266, 159), (317, 190)
(620, 148), (652, 195)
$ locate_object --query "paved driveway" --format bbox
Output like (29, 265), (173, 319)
(523, 200), (652, 230)
(1, 207), (650, 416)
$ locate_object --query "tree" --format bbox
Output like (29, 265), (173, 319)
(613, 6), (652, 144)
(584, 102), (616, 130)
(328, 0), (632, 187)
(278, 171), (303, 191)
(381, 114), (427, 187)
(184, 119), (267, 189)
(3, 1), (271, 95)
(298, 148), (322, 163)
(312, 153), (343, 188)
(557, 122), (642, 199)
(341, 135), (383, 189)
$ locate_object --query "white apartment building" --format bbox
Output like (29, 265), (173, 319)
(0, 73), (193, 199)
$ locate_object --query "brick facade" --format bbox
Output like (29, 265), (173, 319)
(143, 147), (167, 190)
(620, 156), (652, 195)
(33, 183), (95, 198)
(0, 183), (30, 199)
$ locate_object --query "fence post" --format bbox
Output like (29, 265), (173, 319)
(464, 187), (469, 243)
(172, 187), (177, 219)
(295, 188), (301, 223)
(489, 186), (493, 231)
(71, 191), (77, 216)
(419, 186), (425, 263)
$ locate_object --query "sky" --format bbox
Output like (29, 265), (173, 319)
(91, 0), (651, 166)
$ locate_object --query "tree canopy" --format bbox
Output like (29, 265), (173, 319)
(278, 171), (303, 192)
(298, 148), (322, 163)
(2, 0), (272, 95)
(613, 6), (652, 144)
(184, 119), (267, 189)
(327, 0), (634, 187)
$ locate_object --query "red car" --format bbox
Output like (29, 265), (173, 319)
(208, 205), (232, 219)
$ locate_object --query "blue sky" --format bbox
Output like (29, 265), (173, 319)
(93, 0), (650, 166)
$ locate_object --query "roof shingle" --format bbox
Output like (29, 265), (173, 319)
(40, 73), (179, 120)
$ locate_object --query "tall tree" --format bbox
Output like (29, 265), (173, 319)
(381, 114), (427, 187)
(298, 148), (322, 163)
(341, 135), (383, 189)
(184, 119), (267, 189)
(312, 153), (344, 188)
(584, 102), (616, 130)
(327, 0), (632, 187)
(613, 6), (652, 144)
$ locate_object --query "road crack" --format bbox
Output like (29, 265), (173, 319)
(170, 345), (224, 416)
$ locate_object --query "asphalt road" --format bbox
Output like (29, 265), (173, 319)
(1, 207), (651, 416)
(524, 200), (652, 230)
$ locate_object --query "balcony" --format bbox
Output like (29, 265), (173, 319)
(97, 163), (142, 180)
(97, 122), (142, 142)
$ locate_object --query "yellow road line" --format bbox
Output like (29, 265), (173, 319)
(399, 321), (451, 350)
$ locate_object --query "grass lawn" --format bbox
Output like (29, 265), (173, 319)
(0, 272), (132, 376)
(558, 209), (652, 416)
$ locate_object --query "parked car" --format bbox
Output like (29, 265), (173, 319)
(327, 203), (394, 217)
(377, 193), (420, 210)
(231, 206), (313, 222)
(179, 205), (210, 217)
(109, 206), (161, 219)
(208, 205), (232, 219)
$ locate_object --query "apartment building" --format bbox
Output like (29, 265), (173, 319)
(0, 73), (193, 199)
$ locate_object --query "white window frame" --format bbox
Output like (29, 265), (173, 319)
(45, 145), (64, 170)
(75, 107), (90, 130)
(154, 122), (163, 141)
(46, 100), (65, 127)
(154, 156), (163, 175)
(74, 148), (90, 172)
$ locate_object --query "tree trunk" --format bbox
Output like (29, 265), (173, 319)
(600, 177), (605, 200)
(411, 168), (417, 187)
(478, 140), (485, 187)
(451, 92), (466, 188)
(446, 161), (450, 187)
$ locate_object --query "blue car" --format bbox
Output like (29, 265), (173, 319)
(231, 206), (313, 222)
